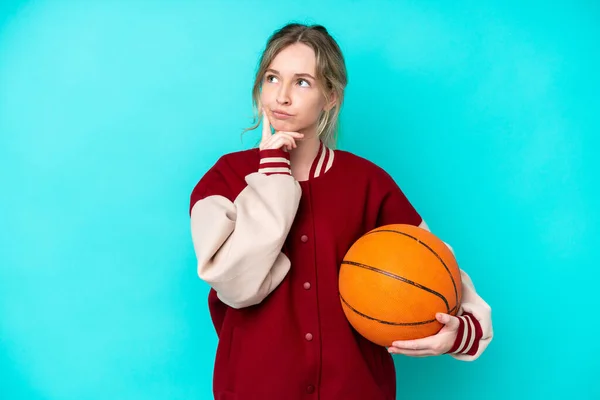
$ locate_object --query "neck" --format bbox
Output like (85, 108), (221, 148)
(289, 136), (321, 181)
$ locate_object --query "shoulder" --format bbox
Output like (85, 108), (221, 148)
(213, 148), (259, 173)
(189, 148), (259, 210)
(199, 147), (259, 179)
(334, 149), (397, 185)
(335, 149), (422, 225)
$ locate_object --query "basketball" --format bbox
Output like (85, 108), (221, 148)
(338, 224), (462, 347)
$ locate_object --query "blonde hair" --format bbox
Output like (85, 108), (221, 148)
(243, 23), (348, 149)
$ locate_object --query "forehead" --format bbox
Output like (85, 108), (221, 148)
(268, 43), (316, 75)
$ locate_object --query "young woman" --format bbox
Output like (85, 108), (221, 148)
(190, 23), (493, 400)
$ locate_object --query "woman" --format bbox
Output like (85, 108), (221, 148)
(190, 23), (493, 400)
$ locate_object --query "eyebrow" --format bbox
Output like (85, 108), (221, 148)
(266, 69), (315, 80)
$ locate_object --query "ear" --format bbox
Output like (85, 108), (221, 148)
(324, 90), (337, 111)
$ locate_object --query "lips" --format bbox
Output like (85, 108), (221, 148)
(272, 109), (293, 119)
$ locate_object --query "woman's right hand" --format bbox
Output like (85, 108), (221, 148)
(259, 108), (304, 151)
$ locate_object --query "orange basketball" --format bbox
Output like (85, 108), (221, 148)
(339, 224), (462, 347)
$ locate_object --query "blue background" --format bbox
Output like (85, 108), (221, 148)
(1, 1), (598, 399)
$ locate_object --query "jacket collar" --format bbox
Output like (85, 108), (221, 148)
(309, 141), (335, 179)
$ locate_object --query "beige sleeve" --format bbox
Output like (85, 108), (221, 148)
(450, 270), (494, 361)
(190, 172), (301, 309)
(418, 219), (493, 360)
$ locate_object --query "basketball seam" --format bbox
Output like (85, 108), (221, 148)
(341, 260), (450, 311)
(340, 293), (458, 326)
(365, 228), (459, 308)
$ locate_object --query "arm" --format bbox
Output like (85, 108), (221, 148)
(446, 268), (493, 361)
(190, 149), (301, 309)
(375, 173), (492, 359)
(418, 220), (493, 361)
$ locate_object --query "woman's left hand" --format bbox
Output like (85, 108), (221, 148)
(387, 312), (460, 357)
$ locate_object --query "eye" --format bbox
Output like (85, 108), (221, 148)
(265, 74), (278, 83)
(298, 79), (310, 87)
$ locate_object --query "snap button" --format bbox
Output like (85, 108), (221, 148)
(305, 333), (313, 341)
(300, 234), (308, 243)
(306, 385), (315, 394)
(303, 282), (311, 290)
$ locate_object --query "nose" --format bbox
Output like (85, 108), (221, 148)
(276, 82), (291, 105)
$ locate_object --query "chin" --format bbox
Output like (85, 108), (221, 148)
(272, 120), (299, 132)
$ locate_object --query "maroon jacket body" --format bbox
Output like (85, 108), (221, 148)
(189, 143), (490, 400)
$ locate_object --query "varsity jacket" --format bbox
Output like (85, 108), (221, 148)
(189, 142), (493, 400)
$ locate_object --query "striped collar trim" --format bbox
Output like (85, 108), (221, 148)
(309, 142), (335, 179)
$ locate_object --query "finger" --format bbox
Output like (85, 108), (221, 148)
(261, 108), (272, 141)
(277, 133), (298, 148)
(270, 136), (291, 152)
(262, 131), (295, 150)
(391, 336), (439, 351)
(277, 131), (304, 139)
(270, 136), (294, 150)
(260, 133), (274, 150)
(278, 132), (301, 146)
(437, 312), (460, 330)
(265, 135), (296, 151)
(388, 347), (435, 357)
(261, 132), (286, 150)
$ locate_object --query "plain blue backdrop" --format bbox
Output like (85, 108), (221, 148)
(1, 1), (598, 399)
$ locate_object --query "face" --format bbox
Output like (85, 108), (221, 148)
(260, 43), (335, 136)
